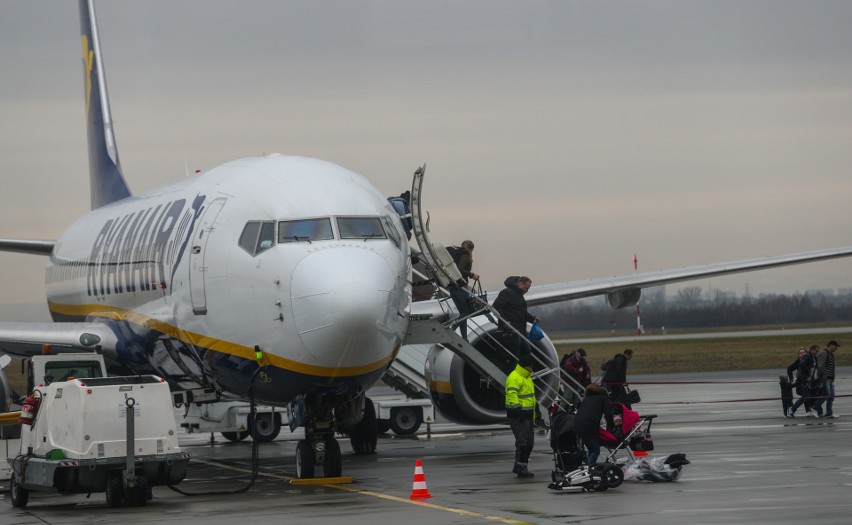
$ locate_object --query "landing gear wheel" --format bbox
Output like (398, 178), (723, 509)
(390, 406), (423, 435)
(323, 438), (342, 478)
(296, 440), (316, 479)
(221, 430), (250, 442)
(350, 398), (377, 454)
(106, 475), (124, 508)
(600, 463), (624, 489)
(10, 475), (29, 509)
(250, 413), (281, 442)
(376, 419), (391, 435)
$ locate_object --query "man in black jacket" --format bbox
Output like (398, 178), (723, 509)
(601, 349), (633, 407)
(492, 276), (539, 357)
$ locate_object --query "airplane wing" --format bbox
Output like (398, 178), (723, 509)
(0, 239), (56, 256)
(0, 321), (119, 357)
(409, 245), (852, 316)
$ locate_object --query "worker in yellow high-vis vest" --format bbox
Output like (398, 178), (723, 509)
(505, 353), (536, 478)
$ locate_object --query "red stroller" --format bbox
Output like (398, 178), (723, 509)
(598, 403), (656, 461)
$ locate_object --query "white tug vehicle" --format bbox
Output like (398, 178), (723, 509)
(4, 353), (189, 508)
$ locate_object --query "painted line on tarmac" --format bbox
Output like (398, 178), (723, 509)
(191, 458), (532, 525)
(327, 484), (532, 525)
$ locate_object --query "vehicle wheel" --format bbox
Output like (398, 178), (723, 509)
(349, 398), (377, 454)
(296, 440), (316, 479)
(323, 438), (342, 478)
(221, 430), (251, 442)
(250, 412), (281, 442)
(10, 475), (29, 508)
(390, 406), (423, 435)
(106, 475), (124, 508)
(129, 476), (148, 507)
(376, 419), (391, 435)
(600, 463), (624, 489)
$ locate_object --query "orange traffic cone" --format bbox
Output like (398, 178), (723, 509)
(409, 459), (432, 500)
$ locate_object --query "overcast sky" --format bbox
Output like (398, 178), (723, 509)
(2, 1), (852, 308)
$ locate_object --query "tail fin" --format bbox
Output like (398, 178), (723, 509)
(79, 0), (131, 209)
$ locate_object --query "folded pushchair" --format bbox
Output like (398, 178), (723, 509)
(547, 406), (624, 492)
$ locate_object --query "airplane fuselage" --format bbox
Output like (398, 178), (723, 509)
(45, 154), (412, 405)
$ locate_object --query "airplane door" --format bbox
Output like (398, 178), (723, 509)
(189, 198), (226, 315)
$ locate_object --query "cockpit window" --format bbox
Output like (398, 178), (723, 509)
(381, 216), (401, 248)
(279, 218), (333, 243)
(337, 217), (387, 240)
(239, 221), (275, 255)
(257, 222), (275, 252)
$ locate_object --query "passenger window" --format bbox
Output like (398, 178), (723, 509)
(338, 217), (386, 240)
(279, 218), (333, 242)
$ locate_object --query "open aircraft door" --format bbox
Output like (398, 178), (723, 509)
(189, 198), (227, 315)
(409, 166), (463, 288)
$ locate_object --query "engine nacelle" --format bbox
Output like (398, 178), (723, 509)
(425, 320), (559, 425)
(606, 288), (641, 309)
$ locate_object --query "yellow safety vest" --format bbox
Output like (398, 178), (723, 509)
(505, 364), (535, 418)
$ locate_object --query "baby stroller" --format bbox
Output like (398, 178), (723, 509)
(598, 402), (657, 461)
(546, 406), (624, 492)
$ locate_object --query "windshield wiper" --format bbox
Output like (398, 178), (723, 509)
(282, 235), (311, 244)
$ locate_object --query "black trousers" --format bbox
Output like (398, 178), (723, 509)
(509, 418), (535, 464)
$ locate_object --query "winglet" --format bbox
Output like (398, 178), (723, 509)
(79, 0), (131, 209)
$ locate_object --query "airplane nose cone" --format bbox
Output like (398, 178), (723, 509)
(330, 280), (385, 336)
(290, 247), (403, 366)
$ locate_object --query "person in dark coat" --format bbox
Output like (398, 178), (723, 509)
(787, 347), (806, 397)
(446, 240), (479, 341)
(561, 348), (591, 403)
(788, 345), (823, 417)
(492, 276), (539, 356)
(601, 349), (633, 407)
(572, 384), (614, 466)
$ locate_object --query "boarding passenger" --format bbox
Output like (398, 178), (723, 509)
(446, 240), (479, 341)
(787, 345), (823, 417)
(505, 354), (536, 478)
(560, 348), (591, 404)
(572, 384), (615, 466)
(812, 340), (840, 418)
(493, 276), (539, 357)
(601, 349), (633, 407)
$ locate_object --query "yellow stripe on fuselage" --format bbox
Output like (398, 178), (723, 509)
(48, 301), (396, 378)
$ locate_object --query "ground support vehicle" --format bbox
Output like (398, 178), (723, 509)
(7, 373), (189, 508)
(372, 395), (434, 435)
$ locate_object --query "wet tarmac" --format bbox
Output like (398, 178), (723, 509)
(2, 368), (850, 525)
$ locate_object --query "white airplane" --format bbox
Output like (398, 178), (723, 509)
(2, 0), (851, 479)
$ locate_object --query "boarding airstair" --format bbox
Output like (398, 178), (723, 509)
(385, 166), (585, 408)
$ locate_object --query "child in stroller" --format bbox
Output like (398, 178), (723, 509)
(599, 402), (656, 458)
